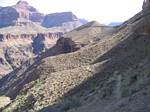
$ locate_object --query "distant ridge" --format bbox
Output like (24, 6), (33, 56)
(108, 22), (122, 26)
(0, 1), (88, 32)
(75, 21), (105, 31)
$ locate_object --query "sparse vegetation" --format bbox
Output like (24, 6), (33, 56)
(1, 1), (150, 112)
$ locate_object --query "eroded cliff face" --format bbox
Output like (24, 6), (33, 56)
(0, 1), (86, 32)
(0, 32), (63, 77)
(0, 1), (44, 27)
(42, 12), (82, 32)
(14, 0), (44, 23)
(0, 7), (19, 27)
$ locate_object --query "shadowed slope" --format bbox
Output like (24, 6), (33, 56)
(1, 2), (150, 112)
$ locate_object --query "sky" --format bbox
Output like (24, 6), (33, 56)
(0, 0), (144, 24)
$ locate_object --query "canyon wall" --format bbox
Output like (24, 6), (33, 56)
(0, 32), (63, 77)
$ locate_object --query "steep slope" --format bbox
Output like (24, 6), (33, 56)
(65, 21), (116, 45)
(0, 16), (131, 111)
(42, 21), (116, 58)
(0, 21), (118, 111)
(1, 1), (150, 112)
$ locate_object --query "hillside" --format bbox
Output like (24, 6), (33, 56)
(0, 0), (150, 112)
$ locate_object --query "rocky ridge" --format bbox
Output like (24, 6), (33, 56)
(0, 0), (150, 112)
(0, 0), (87, 31)
(42, 12), (82, 32)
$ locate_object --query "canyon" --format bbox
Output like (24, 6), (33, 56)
(0, 0), (150, 112)
(0, 0), (87, 77)
(0, 0), (86, 30)
(0, 32), (63, 77)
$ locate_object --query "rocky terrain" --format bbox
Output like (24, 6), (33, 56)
(0, 0), (88, 77)
(42, 12), (84, 32)
(0, 0), (43, 27)
(0, 0), (150, 112)
(0, 32), (63, 77)
(0, 0), (86, 31)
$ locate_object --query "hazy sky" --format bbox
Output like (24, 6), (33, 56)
(0, 0), (144, 24)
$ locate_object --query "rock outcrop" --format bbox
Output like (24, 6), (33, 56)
(42, 37), (83, 58)
(55, 37), (82, 53)
(42, 12), (82, 31)
(0, 0), (44, 27)
(42, 21), (115, 58)
(15, 0), (44, 23)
